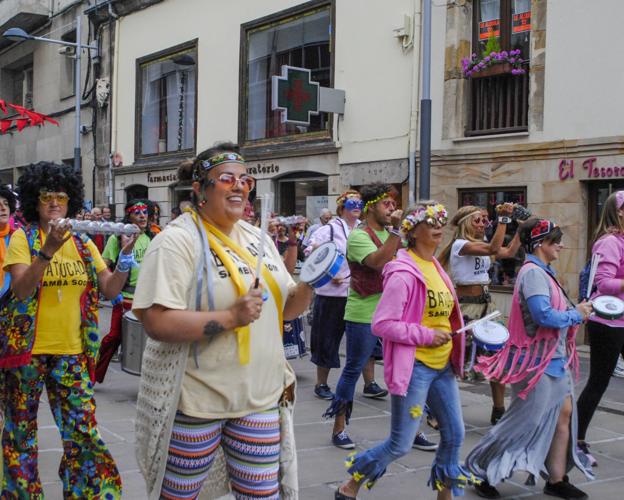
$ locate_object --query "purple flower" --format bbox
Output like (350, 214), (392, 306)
(509, 57), (516, 63)
(472, 53), (476, 58)
(484, 56), (491, 62)
(501, 51), (509, 57)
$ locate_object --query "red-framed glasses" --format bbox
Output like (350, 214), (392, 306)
(214, 173), (256, 192)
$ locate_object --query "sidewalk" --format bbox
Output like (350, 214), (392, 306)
(34, 308), (624, 499)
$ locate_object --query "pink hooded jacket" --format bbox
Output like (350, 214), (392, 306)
(372, 249), (466, 396)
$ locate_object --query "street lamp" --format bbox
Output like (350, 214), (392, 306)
(3, 16), (98, 174)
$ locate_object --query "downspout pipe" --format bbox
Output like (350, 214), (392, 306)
(408, 0), (423, 206)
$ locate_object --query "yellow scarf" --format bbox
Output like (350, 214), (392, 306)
(198, 216), (284, 365)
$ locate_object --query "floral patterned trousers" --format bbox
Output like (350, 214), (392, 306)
(2, 354), (122, 499)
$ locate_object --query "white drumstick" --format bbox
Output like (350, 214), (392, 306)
(254, 194), (273, 288)
(586, 253), (601, 301)
(453, 310), (501, 335)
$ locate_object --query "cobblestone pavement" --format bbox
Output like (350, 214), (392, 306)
(34, 307), (623, 499)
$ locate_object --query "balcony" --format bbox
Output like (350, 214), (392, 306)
(0, 0), (49, 50)
(466, 70), (530, 136)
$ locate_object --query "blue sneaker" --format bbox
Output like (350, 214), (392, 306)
(363, 381), (388, 398)
(412, 432), (438, 451)
(332, 430), (355, 449)
(314, 384), (334, 400)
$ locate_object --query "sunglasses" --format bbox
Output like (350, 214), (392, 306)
(472, 216), (491, 227)
(380, 199), (396, 210)
(39, 191), (69, 205)
(213, 173), (256, 192)
(343, 198), (363, 211)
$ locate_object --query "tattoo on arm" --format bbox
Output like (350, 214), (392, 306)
(203, 320), (225, 340)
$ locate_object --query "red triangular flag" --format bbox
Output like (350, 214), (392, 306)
(43, 115), (60, 126)
(25, 110), (44, 126)
(0, 119), (12, 134)
(16, 118), (29, 131)
(9, 104), (27, 117)
(0, 99), (6, 114)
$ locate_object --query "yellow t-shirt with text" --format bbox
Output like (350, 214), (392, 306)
(410, 251), (454, 369)
(4, 229), (107, 355)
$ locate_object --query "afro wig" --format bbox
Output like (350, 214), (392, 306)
(0, 184), (17, 214)
(17, 162), (84, 223)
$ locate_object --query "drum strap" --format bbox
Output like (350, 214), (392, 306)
(201, 218), (284, 365)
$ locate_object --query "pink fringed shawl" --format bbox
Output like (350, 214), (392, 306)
(475, 262), (580, 399)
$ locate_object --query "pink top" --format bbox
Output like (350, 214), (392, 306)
(371, 249), (465, 396)
(476, 262), (580, 399)
(589, 233), (624, 328)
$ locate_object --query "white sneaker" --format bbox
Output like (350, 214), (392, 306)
(613, 358), (624, 378)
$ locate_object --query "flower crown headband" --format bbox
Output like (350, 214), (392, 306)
(363, 192), (393, 213)
(400, 204), (448, 235)
(192, 152), (245, 181)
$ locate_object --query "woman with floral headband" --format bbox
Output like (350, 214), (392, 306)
(132, 142), (314, 499)
(95, 198), (155, 382)
(466, 218), (593, 500)
(1, 162), (136, 497)
(577, 190), (624, 468)
(335, 201), (476, 500)
(438, 203), (520, 425)
(305, 190), (362, 401)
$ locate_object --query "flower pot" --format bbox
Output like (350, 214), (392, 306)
(469, 62), (512, 79)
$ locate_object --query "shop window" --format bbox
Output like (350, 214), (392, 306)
(278, 173), (328, 219)
(586, 180), (624, 257)
(467, 0), (530, 136)
(241, 2), (332, 145)
(459, 187), (527, 287)
(136, 42), (197, 158)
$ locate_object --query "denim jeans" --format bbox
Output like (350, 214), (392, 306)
(335, 321), (380, 398)
(346, 361), (473, 495)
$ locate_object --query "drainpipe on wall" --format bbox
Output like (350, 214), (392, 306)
(407, 0), (423, 206)
(107, 1), (118, 208)
(110, 11), (121, 210)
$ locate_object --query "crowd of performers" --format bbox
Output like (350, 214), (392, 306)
(0, 144), (623, 499)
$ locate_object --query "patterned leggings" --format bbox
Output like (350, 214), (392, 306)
(161, 408), (281, 500)
(2, 354), (122, 499)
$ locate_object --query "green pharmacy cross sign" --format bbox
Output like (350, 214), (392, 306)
(272, 66), (320, 126)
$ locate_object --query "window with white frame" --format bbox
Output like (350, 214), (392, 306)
(136, 43), (197, 157)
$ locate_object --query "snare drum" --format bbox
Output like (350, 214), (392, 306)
(121, 310), (147, 375)
(300, 242), (345, 288)
(472, 321), (509, 352)
(592, 295), (624, 320)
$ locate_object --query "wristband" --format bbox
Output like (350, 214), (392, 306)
(37, 250), (53, 261)
(116, 252), (138, 273)
(111, 294), (124, 306)
(498, 216), (512, 224)
(389, 228), (401, 238)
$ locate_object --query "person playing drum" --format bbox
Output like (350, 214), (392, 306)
(95, 198), (154, 382)
(1, 162), (135, 497)
(304, 190), (362, 400)
(334, 202), (476, 500)
(466, 218), (593, 500)
(131, 142), (314, 499)
(438, 203), (521, 425)
(577, 190), (624, 467)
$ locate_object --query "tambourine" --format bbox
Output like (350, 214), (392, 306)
(56, 218), (140, 236)
(592, 295), (624, 320)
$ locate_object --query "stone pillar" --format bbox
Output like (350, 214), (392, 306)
(529, 0), (547, 132)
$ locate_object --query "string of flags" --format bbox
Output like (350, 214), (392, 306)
(0, 98), (60, 134)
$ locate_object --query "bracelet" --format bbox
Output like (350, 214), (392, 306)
(116, 252), (137, 273)
(498, 216), (512, 224)
(389, 228), (401, 238)
(37, 250), (53, 261)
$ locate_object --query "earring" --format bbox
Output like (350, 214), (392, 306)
(198, 198), (207, 208)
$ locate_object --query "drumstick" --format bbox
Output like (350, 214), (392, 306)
(585, 253), (601, 301)
(254, 194), (273, 289)
(452, 310), (502, 336)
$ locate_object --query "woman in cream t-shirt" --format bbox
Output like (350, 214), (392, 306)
(132, 143), (314, 500)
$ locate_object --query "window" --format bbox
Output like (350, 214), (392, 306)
(241, 2), (332, 144)
(468, 0), (530, 136)
(136, 42), (197, 157)
(60, 30), (77, 100)
(459, 187), (527, 287)
(1, 55), (34, 110)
